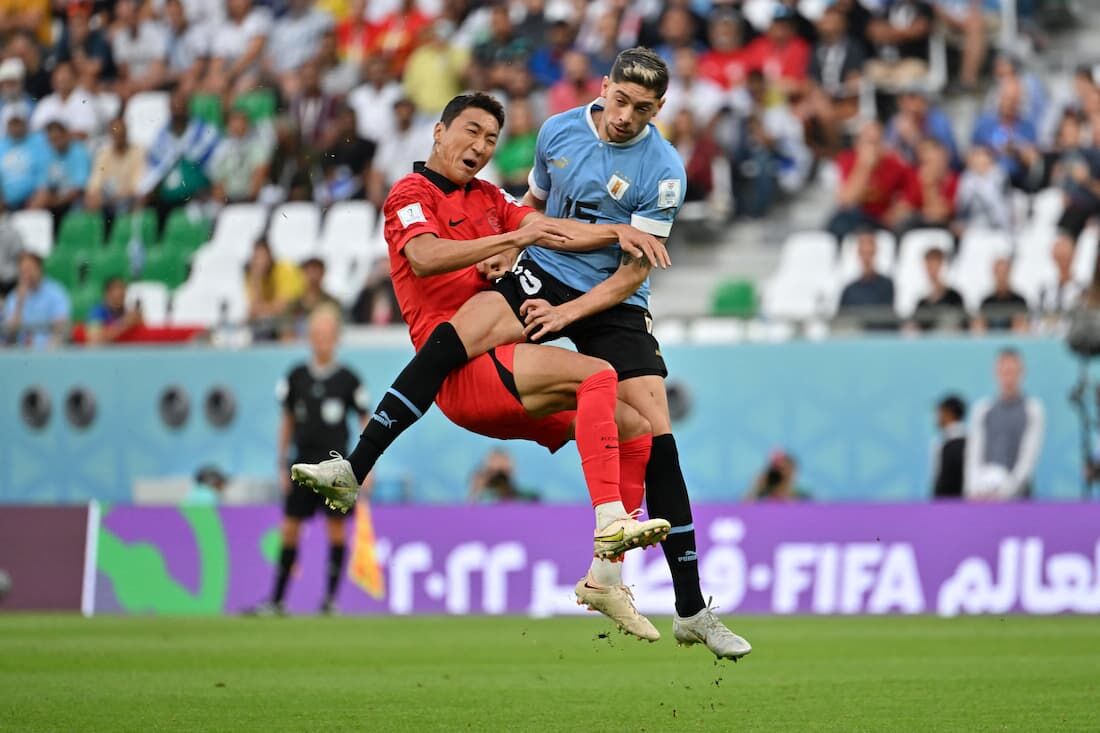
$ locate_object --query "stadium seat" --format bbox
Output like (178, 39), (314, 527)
(189, 93), (224, 128)
(69, 283), (101, 323)
(1032, 188), (1065, 226)
(688, 317), (746, 343)
(44, 250), (77, 289)
(895, 229), (953, 317)
(108, 210), (158, 250)
(761, 231), (837, 321)
(170, 278), (246, 327)
(141, 245), (190, 289)
(208, 203), (267, 261)
(1074, 227), (1098, 283)
(89, 247), (132, 287)
(268, 202), (320, 262)
(950, 229), (1012, 310)
(160, 208), (212, 253)
(56, 211), (105, 254)
(11, 210), (54, 257)
(319, 201), (376, 259)
(97, 92), (121, 123)
(1014, 222), (1056, 265)
(776, 230), (836, 278)
(188, 246), (245, 290)
(761, 274), (827, 320)
(233, 89), (277, 123)
(322, 252), (365, 305)
(125, 281), (170, 326)
(711, 279), (757, 318)
(124, 91), (170, 149)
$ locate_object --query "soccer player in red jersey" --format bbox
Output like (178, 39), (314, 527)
(293, 93), (672, 638)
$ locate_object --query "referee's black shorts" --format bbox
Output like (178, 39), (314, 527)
(492, 258), (668, 381)
(284, 450), (349, 520)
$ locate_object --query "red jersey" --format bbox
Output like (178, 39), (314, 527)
(742, 36), (811, 83)
(698, 49), (750, 89)
(835, 149), (915, 219)
(383, 164), (534, 350)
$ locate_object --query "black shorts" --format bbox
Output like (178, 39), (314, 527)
(493, 258), (668, 381)
(284, 453), (348, 520)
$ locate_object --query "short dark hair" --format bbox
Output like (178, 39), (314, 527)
(924, 247), (945, 262)
(999, 347), (1022, 361)
(938, 395), (966, 421)
(440, 93), (505, 131)
(609, 47), (669, 99)
(103, 275), (126, 291)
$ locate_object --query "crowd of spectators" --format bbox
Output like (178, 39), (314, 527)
(0, 0), (1081, 348)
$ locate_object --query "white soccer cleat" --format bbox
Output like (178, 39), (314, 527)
(575, 575), (660, 642)
(673, 600), (752, 661)
(290, 451), (360, 513)
(593, 510), (671, 559)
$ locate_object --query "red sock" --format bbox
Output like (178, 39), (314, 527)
(575, 370), (622, 508)
(619, 434), (652, 514)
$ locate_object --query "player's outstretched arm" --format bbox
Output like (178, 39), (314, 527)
(403, 218), (573, 277)
(521, 254), (652, 341)
(517, 211), (671, 270)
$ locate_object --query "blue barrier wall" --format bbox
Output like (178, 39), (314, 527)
(0, 337), (1088, 504)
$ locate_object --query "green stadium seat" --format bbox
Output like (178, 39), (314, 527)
(141, 245), (190, 289)
(160, 209), (212, 253)
(108, 210), (158, 251)
(56, 211), (105, 254)
(189, 93), (224, 129)
(44, 250), (78, 289)
(711, 279), (758, 319)
(233, 89), (276, 123)
(69, 283), (102, 323)
(88, 248), (131, 287)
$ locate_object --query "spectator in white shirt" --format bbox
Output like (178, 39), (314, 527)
(661, 47), (728, 130)
(29, 62), (98, 140)
(348, 56), (402, 145)
(367, 97), (433, 210)
(265, 0), (332, 88)
(162, 0), (209, 91)
(112, 0), (169, 98)
(206, 0), (272, 95)
(1036, 238), (1084, 331)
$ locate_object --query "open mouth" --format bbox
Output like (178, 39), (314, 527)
(612, 125), (630, 137)
(461, 157), (478, 171)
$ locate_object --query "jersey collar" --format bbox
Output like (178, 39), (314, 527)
(414, 161), (471, 194)
(585, 99), (651, 148)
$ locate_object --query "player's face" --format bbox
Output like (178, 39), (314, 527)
(433, 107), (500, 185)
(599, 79), (663, 143)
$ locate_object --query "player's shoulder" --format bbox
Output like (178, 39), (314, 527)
(539, 105), (587, 141)
(384, 171), (437, 210)
(641, 128), (686, 178)
(286, 362), (310, 380)
(335, 364), (361, 384)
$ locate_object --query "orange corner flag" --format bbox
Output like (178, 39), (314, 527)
(348, 501), (385, 600)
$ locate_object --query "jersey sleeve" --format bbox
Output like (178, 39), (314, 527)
(491, 184), (536, 231)
(383, 177), (442, 256)
(630, 156), (687, 238)
(526, 115), (556, 201)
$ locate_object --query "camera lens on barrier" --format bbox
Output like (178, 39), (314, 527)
(64, 386), (97, 429)
(159, 385), (190, 429)
(20, 386), (51, 430)
(204, 386), (236, 428)
(666, 380), (692, 423)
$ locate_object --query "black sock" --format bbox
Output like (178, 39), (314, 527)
(272, 546), (297, 604)
(326, 544), (346, 602)
(644, 434), (706, 617)
(347, 322), (468, 482)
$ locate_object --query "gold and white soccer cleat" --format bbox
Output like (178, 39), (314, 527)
(575, 575), (660, 642)
(593, 510), (671, 559)
(673, 600), (752, 661)
(290, 451), (359, 513)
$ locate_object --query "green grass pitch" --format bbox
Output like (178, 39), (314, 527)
(2, 614), (1098, 732)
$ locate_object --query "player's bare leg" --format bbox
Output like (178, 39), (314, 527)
(618, 375), (752, 660)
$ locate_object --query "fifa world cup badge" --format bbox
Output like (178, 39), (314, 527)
(658, 179), (681, 209)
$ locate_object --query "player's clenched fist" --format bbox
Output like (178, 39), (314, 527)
(513, 218), (573, 247)
(614, 224), (671, 269)
(476, 249), (518, 280)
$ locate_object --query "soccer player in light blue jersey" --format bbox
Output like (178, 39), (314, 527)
(297, 51), (750, 659)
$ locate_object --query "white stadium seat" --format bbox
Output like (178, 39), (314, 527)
(125, 281), (169, 326)
(10, 210), (54, 257)
(760, 231), (838, 321)
(124, 91), (170, 149)
(319, 201), (376, 260)
(268, 202), (320, 262)
(170, 278), (246, 327)
(1074, 227), (1098, 284)
(207, 203), (268, 261)
(776, 230), (836, 279)
(323, 252), (371, 306)
(188, 246), (246, 290)
(1031, 188), (1065, 226)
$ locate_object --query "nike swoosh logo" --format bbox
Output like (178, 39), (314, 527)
(448, 218), (466, 226)
(594, 528), (625, 543)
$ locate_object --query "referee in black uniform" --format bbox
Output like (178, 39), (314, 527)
(261, 305), (370, 614)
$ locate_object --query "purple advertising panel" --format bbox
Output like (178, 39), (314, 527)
(93, 503), (1100, 616)
(0, 506), (91, 612)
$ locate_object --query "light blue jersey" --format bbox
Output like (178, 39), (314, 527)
(525, 101), (687, 309)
